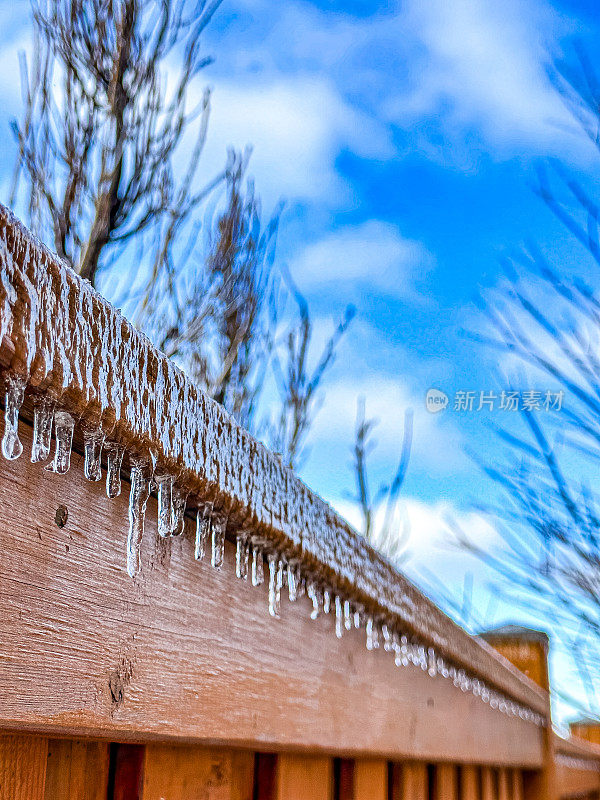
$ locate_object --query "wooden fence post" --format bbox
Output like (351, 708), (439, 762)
(277, 755), (332, 800)
(354, 760), (387, 799)
(0, 735), (47, 800)
(460, 766), (479, 800)
(480, 626), (556, 800)
(435, 764), (458, 800)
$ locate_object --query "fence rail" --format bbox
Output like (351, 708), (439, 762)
(0, 205), (597, 799)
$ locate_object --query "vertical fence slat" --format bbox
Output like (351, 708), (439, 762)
(481, 767), (495, 800)
(460, 766), (479, 800)
(141, 745), (253, 800)
(277, 755), (332, 800)
(435, 764), (458, 800)
(498, 769), (510, 800)
(44, 740), (109, 800)
(354, 759), (387, 799)
(401, 763), (428, 800)
(0, 734), (47, 800)
(511, 770), (524, 800)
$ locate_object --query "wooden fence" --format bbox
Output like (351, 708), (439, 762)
(0, 203), (598, 799)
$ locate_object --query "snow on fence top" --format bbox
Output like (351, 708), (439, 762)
(0, 202), (547, 722)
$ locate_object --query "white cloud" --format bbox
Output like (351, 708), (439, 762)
(306, 371), (466, 474)
(200, 76), (393, 209)
(289, 220), (432, 299)
(385, 0), (579, 155)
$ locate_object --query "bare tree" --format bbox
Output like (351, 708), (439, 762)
(468, 47), (600, 715)
(12, 0), (225, 288)
(350, 397), (413, 562)
(9, 0), (357, 468)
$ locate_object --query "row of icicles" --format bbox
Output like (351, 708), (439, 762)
(1, 374), (545, 728)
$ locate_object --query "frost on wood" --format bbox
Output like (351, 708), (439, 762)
(0, 203), (548, 723)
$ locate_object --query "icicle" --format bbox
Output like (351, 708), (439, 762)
(31, 397), (54, 463)
(157, 475), (175, 538)
(171, 487), (187, 536)
(366, 616), (375, 651)
(236, 532), (250, 579)
(105, 443), (124, 498)
(45, 411), (74, 474)
(307, 581), (320, 620)
(343, 599), (352, 631)
(296, 573), (306, 599)
(287, 562), (298, 601)
(211, 514), (226, 569)
(334, 595), (343, 638)
(268, 553), (282, 618)
(2, 374), (25, 460)
(323, 587), (331, 615)
(354, 608), (362, 629)
(251, 541), (264, 586)
(382, 624), (393, 652)
(428, 647), (437, 677)
(127, 461), (150, 578)
(195, 504), (211, 560)
(83, 429), (104, 481)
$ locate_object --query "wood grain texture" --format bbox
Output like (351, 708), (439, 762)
(460, 766), (478, 800)
(435, 764), (458, 800)
(480, 767), (494, 800)
(0, 203), (551, 721)
(142, 745), (253, 800)
(401, 763), (428, 800)
(0, 424), (545, 765)
(354, 759), (387, 799)
(276, 755), (332, 800)
(511, 769), (524, 800)
(44, 739), (109, 800)
(0, 735), (47, 800)
(111, 744), (145, 800)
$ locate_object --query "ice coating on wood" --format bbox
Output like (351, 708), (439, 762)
(83, 429), (104, 481)
(105, 443), (124, 498)
(0, 203), (549, 718)
(31, 397), (54, 463)
(127, 461), (150, 578)
(2, 374), (25, 460)
(45, 411), (74, 474)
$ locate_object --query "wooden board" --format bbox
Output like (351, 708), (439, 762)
(401, 763), (428, 800)
(460, 765), (478, 800)
(435, 764), (457, 800)
(0, 422), (544, 765)
(276, 755), (331, 800)
(0, 735), (47, 800)
(142, 745), (254, 800)
(44, 739), (109, 800)
(0, 204), (551, 724)
(354, 759), (387, 799)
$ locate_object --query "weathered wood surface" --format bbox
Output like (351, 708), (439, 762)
(353, 759), (387, 799)
(44, 739), (109, 800)
(0, 423), (544, 765)
(0, 735), (47, 800)
(0, 204), (549, 718)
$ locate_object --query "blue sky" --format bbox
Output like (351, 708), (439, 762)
(1, 0), (599, 723)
